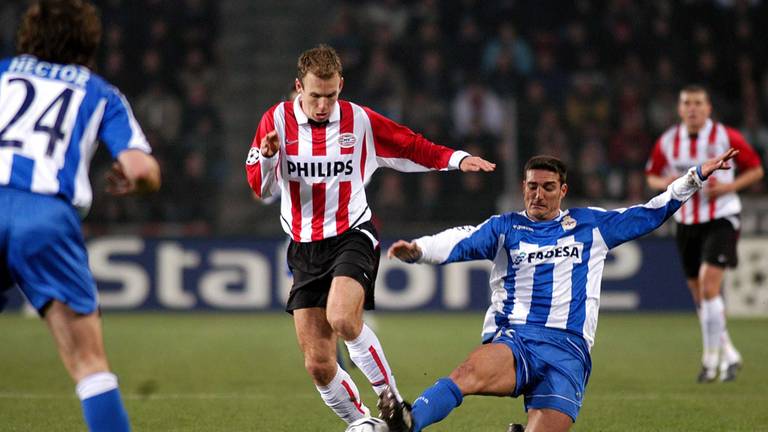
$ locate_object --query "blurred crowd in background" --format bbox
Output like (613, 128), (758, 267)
(1, 0), (768, 234)
(335, 0), (768, 227)
(89, 0), (222, 233)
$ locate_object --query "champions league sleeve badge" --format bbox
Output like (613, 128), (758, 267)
(561, 215), (577, 230)
(246, 147), (260, 165)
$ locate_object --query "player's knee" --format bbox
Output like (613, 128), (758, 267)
(304, 357), (336, 385)
(449, 361), (484, 394)
(326, 313), (359, 340)
(699, 280), (721, 299)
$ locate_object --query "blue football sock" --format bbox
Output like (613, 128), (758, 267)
(81, 388), (130, 432)
(77, 373), (130, 432)
(411, 377), (463, 432)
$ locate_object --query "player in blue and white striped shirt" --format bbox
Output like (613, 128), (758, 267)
(379, 149), (738, 432)
(0, 1), (160, 431)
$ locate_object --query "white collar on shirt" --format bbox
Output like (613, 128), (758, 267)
(293, 95), (341, 125)
(681, 118), (713, 139)
(520, 209), (567, 222)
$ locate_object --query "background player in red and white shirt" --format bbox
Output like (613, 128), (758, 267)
(645, 85), (764, 383)
(245, 45), (495, 425)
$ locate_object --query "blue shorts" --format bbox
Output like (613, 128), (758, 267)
(0, 188), (97, 315)
(492, 325), (592, 422)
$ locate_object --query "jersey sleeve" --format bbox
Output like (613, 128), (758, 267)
(245, 105), (281, 198)
(414, 215), (503, 264)
(644, 138), (667, 176)
(594, 167), (704, 248)
(364, 107), (469, 172)
(726, 127), (762, 170)
(98, 87), (151, 158)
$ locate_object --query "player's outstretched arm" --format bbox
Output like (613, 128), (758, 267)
(389, 219), (502, 265)
(459, 156), (496, 172)
(595, 148), (740, 249)
(387, 240), (423, 263)
(107, 149), (161, 195)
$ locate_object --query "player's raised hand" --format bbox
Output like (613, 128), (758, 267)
(460, 156), (496, 172)
(700, 148), (739, 179)
(260, 130), (280, 157)
(387, 240), (423, 263)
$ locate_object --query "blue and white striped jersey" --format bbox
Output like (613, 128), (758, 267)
(0, 55), (150, 213)
(413, 168), (705, 349)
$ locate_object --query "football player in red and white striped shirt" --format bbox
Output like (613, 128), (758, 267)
(646, 85), (764, 383)
(245, 45), (495, 425)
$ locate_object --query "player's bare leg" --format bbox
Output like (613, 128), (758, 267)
(700, 263), (725, 301)
(699, 263), (742, 381)
(295, 308), (339, 385)
(329, 276), (403, 401)
(44, 300), (129, 431)
(294, 307), (369, 422)
(449, 343), (517, 396)
(45, 301), (109, 381)
(526, 409), (572, 432)
(686, 278), (701, 306)
(326, 276), (365, 341)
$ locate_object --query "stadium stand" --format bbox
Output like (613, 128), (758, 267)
(1, 0), (767, 236)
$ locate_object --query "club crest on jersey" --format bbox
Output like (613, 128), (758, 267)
(512, 251), (527, 266)
(338, 133), (357, 148)
(246, 147), (260, 165)
(561, 215), (576, 230)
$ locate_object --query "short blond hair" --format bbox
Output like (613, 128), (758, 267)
(297, 44), (342, 82)
(680, 84), (710, 102)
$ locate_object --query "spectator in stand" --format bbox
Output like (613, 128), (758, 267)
(452, 80), (505, 138)
(482, 21), (533, 77)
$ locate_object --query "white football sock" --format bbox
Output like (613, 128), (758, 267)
(316, 364), (369, 424)
(700, 297), (725, 369)
(76, 372), (119, 400)
(344, 324), (402, 402)
(720, 309), (741, 365)
(721, 331), (741, 363)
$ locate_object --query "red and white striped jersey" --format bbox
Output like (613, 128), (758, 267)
(246, 97), (469, 242)
(645, 119), (762, 226)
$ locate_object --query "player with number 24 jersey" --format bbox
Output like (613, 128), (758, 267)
(0, 54), (150, 214)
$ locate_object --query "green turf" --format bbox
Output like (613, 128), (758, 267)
(1, 312), (767, 431)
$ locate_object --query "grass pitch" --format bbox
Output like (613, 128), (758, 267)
(1, 312), (767, 431)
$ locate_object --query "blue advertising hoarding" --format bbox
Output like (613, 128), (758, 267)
(2, 236), (693, 312)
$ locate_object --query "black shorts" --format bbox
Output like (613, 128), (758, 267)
(675, 218), (739, 278)
(285, 221), (380, 312)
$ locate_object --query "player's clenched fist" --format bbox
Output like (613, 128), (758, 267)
(261, 130), (279, 158)
(387, 240), (423, 263)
